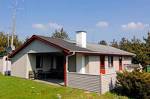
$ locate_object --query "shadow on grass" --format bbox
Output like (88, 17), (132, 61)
(110, 87), (132, 99)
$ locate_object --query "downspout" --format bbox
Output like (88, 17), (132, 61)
(64, 51), (75, 86)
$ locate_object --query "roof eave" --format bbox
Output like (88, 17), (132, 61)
(74, 51), (135, 56)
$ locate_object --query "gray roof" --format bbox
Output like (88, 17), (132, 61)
(36, 35), (135, 56)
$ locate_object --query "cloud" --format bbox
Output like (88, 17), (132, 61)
(121, 22), (150, 30)
(32, 24), (46, 30)
(32, 22), (62, 30)
(96, 21), (109, 28)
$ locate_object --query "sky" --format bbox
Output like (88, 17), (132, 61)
(0, 0), (150, 43)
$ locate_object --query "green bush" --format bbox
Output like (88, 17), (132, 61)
(115, 70), (150, 99)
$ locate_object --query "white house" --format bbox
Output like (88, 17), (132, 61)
(8, 31), (135, 94)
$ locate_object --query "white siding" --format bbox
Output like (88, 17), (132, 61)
(88, 56), (100, 75)
(100, 73), (117, 94)
(25, 40), (61, 53)
(0, 58), (3, 73)
(11, 54), (28, 78)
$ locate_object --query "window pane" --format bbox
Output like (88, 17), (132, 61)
(108, 56), (113, 67)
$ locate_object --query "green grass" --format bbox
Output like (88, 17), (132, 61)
(0, 75), (128, 99)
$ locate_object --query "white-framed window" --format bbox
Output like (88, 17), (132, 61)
(108, 56), (113, 67)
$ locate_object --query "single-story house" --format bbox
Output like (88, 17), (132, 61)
(8, 31), (135, 94)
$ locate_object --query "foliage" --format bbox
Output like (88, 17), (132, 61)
(98, 40), (108, 45)
(51, 28), (69, 39)
(0, 32), (22, 53)
(115, 70), (150, 99)
(109, 32), (150, 66)
(110, 39), (119, 48)
(0, 51), (7, 57)
(0, 75), (128, 99)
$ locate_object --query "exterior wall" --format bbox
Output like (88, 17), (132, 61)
(24, 40), (61, 53)
(67, 72), (101, 93)
(100, 73), (117, 94)
(11, 53), (28, 78)
(11, 39), (62, 78)
(75, 54), (100, 75)
(76, 53), (85, 74)
(0, 57), (3, 73)
(88, 56), (100, 75)
(27, 54), (36, 72)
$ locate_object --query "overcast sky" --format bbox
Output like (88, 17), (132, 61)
(0, 0), (150, 43)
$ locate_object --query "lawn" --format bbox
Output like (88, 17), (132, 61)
(0, 75), (128, 99)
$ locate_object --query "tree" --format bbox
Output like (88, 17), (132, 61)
(110, 39), (119, 48)
(116, 70), (150, 99)
(0, 32), (22, 53)
(144, 32), (150, 47)
(0, 32), (7, 52)
(98, 40), (107, 45)
(143, 32), (150, 65)
(51, 28), (69, 39)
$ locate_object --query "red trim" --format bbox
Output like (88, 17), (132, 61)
(119, 65), (122, 71)
(63, 52), (69, 87)
(8, 35), (70, 58)
(100, 69), (105, 74)
(100, 55), (105, 74)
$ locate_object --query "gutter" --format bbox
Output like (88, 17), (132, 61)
(64, 51), (75, 86)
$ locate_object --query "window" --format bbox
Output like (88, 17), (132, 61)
(108, 56), (113, 67)
(36, 55), (43, 68)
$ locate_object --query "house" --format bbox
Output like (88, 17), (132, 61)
(8, 31), (135, 94)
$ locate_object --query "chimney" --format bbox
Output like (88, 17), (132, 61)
(76, 31), (87, 48)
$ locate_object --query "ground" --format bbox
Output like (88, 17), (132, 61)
(0, 75), (128, 99)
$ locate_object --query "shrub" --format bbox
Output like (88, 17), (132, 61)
(115, 70), (150, 99)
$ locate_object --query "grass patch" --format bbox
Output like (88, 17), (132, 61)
(0, 75), (128, 99)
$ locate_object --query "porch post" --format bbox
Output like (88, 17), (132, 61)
(64, 55), (68, 86)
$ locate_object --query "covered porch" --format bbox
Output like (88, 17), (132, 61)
(27, 52), (66, 85)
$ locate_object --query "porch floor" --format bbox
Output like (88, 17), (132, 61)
(34, 79), (64, 86)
